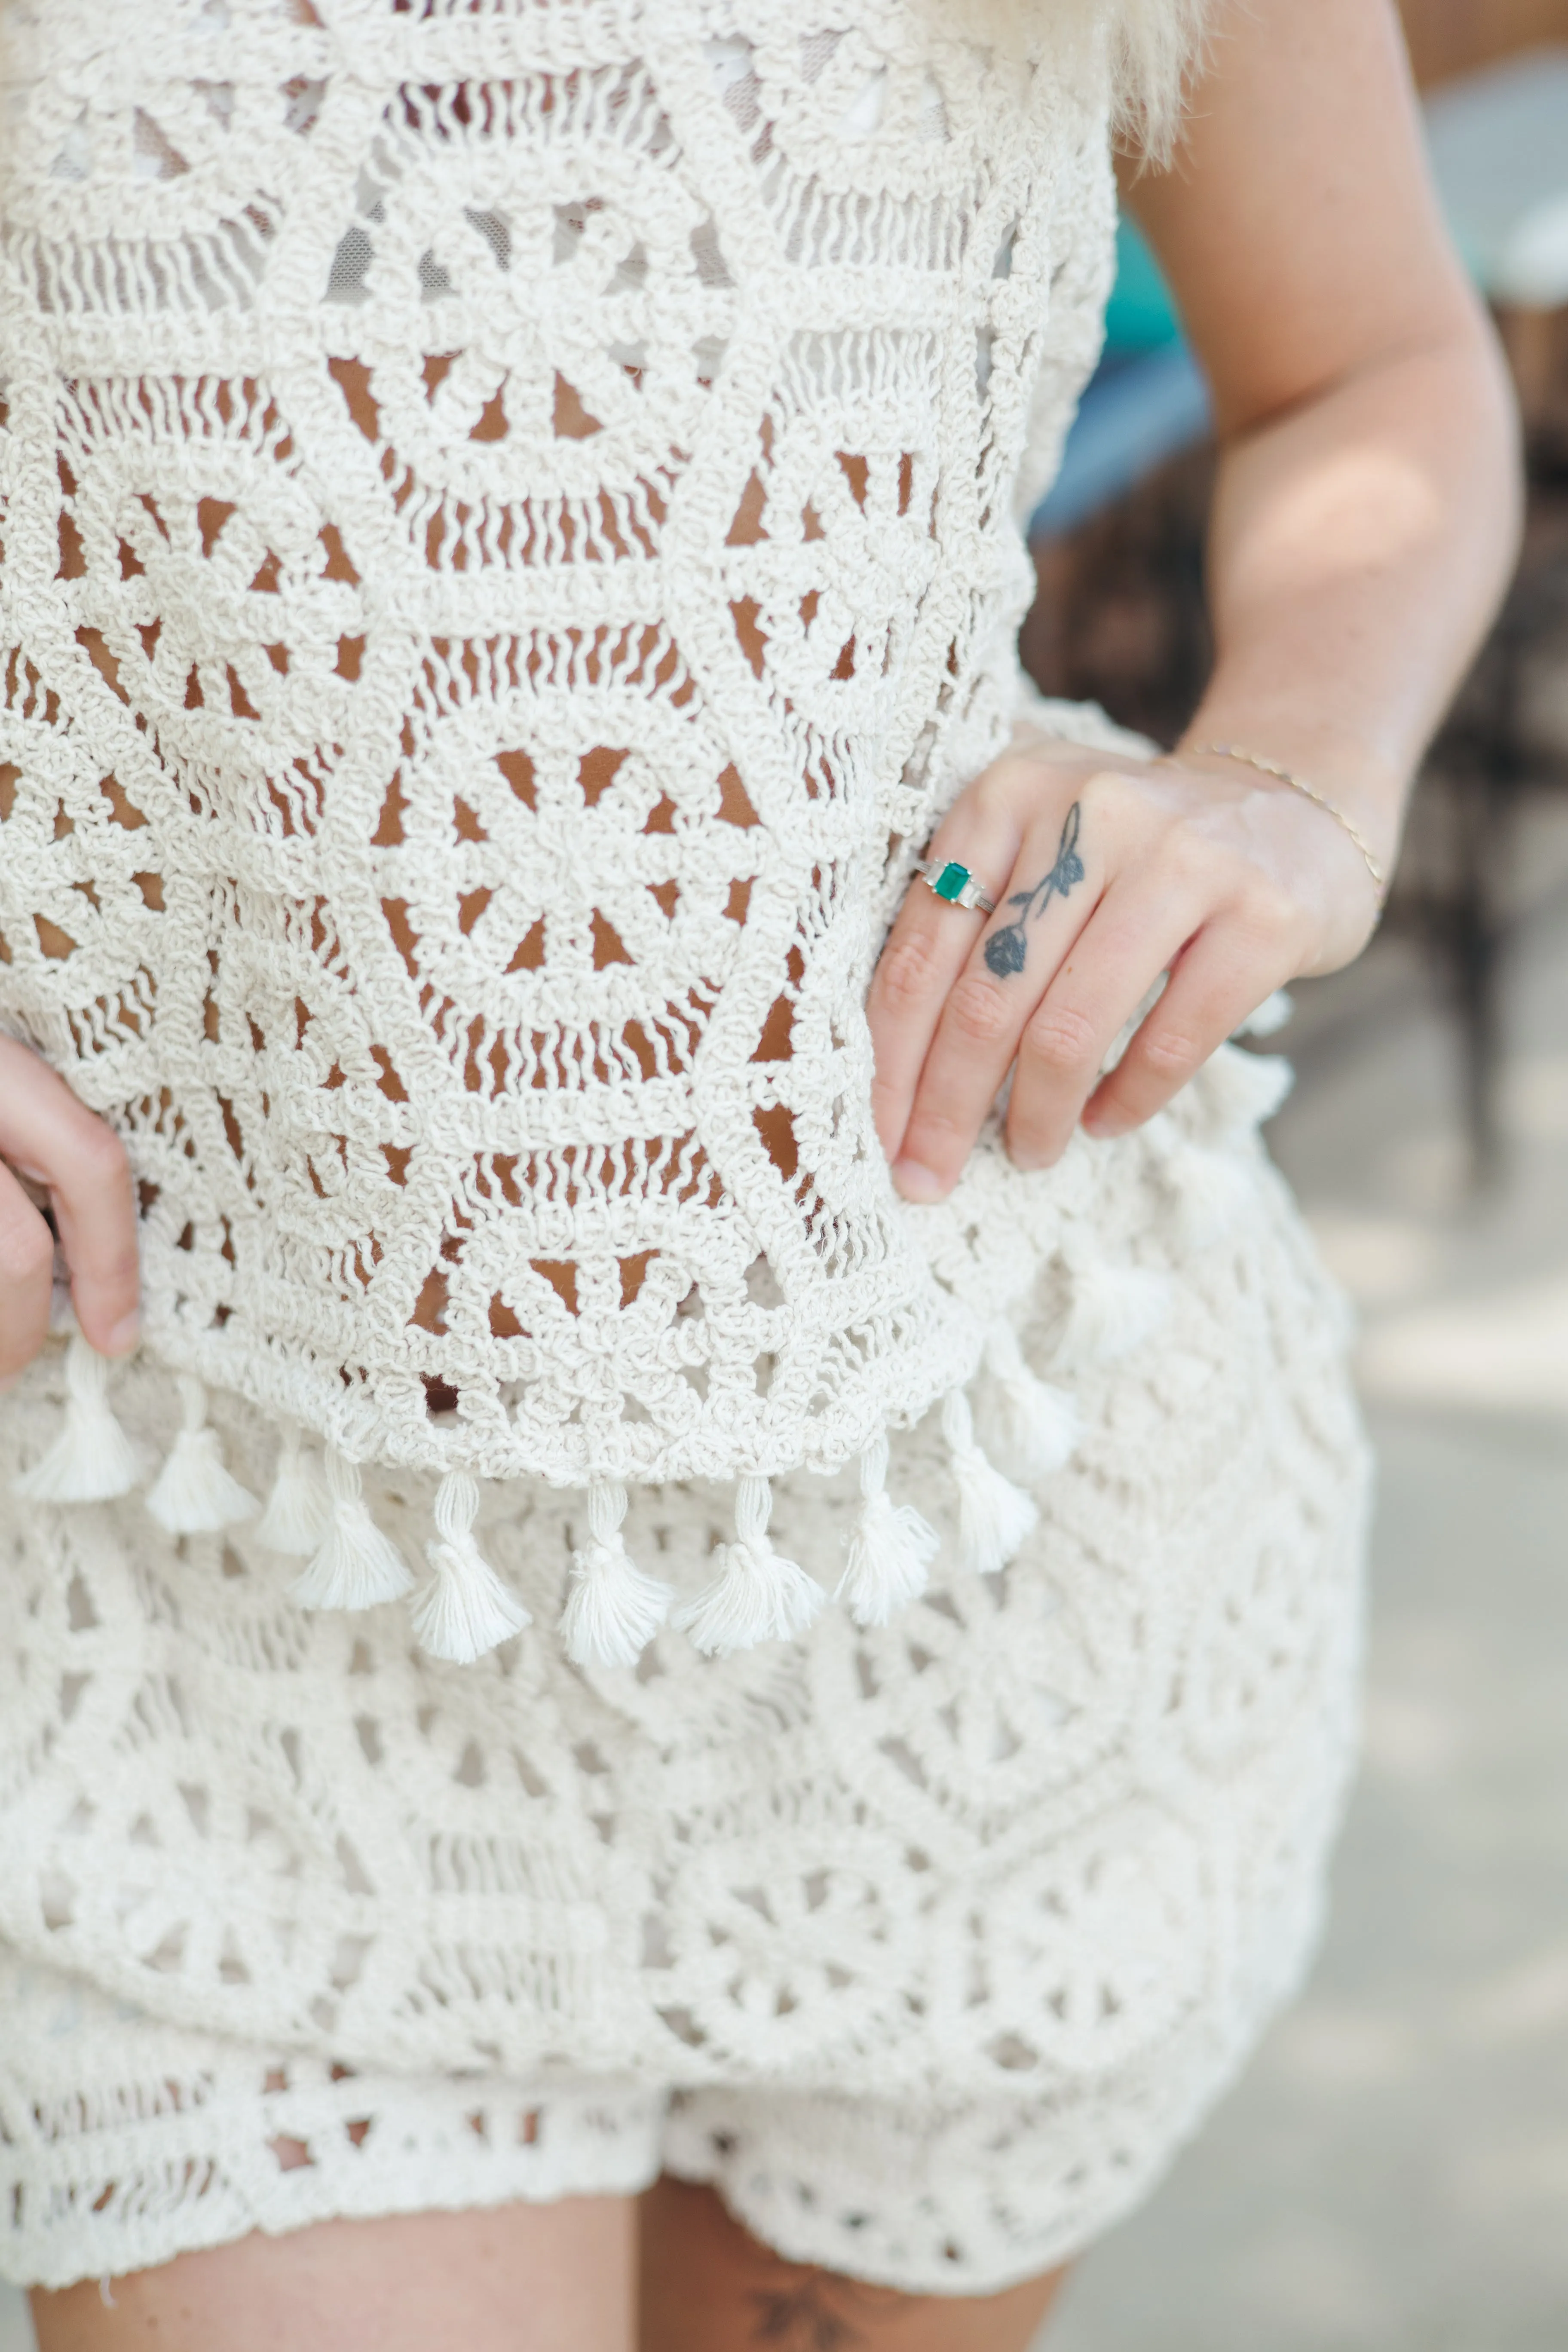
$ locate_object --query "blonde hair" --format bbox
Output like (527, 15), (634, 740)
(933, 0), (1213, 155)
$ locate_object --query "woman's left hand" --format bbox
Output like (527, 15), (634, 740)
(867, 738), (1384, 1202)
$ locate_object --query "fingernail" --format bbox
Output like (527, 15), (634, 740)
(892, 1160), (946, 1203)
(104, 1312), (141, 1357)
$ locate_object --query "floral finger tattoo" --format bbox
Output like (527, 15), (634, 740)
(983, 802), (1085, 978)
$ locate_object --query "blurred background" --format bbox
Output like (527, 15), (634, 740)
(1030, 3), (1568, 2345)
(4, 5), (1568, 2347)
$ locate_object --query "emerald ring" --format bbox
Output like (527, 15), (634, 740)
(914, 858), (997, 916)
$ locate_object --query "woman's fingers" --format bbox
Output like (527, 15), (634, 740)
(0, 1036), (140, 1366)
(0, 1158), (55, 1383)
(869, 743), (1342, 1200)
(1083, 921), (1300, 1139)
(866, 797), (1023, 1163)
(889, 796), (1103, 1198)
(1003, 873), (1208, 1171)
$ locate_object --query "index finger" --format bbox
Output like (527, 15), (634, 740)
(0, 1159), (55, 1381)
(0, 1038), (140, 1357)
(866, 808), (1021, 1164)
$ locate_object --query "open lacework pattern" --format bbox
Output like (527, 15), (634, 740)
(0, 0), (1153, 1665)
(0, 1130), (1370, 2293)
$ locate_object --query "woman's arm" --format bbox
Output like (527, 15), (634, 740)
(868, 0), (1520, 1194)
(1131, 0), (1517, 849)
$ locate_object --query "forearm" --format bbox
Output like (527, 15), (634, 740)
(1178, 315), (1522, 866)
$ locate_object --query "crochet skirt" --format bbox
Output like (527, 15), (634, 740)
(0, 1129), (1369, 2299)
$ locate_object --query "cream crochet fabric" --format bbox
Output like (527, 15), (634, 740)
(0, 1106), (1371, 2295)
(0, 0), (1208, 1670)
(0, 0), (1378, 2304)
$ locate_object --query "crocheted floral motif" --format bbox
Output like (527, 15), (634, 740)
(0, 1141), (1369, 2294)
(0, 0), (1116, 1486)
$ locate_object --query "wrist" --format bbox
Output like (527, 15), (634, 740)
(1172, 713), (1408, 880)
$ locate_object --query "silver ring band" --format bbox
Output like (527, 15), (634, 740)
(913, 858), (997, 916)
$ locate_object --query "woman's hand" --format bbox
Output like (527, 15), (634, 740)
(0, 1035), (140, 1385)
(867, 739), (1382, 1202)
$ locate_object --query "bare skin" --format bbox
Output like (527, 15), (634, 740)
(4, 0), (1521, 2341)
(639, 2179), (1065, 2352)
(0, 1034), (138, 1386)
(34, 2183), (1062, 2352)
(869, 0), (1518, 1200)
(31, 2200), (636, 2352)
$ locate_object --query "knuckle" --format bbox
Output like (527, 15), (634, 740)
(1139, 1024), (1207, 1084)
(1023, 1001), (1099, 1075)
(968, 765), (1008, 816)
(904, 1100), (968, 1154)
(875, 927), (946, 1014)
(975, 753), (1034, 812)
(1079, 765), (1126, 814)
(72, 1120), (131, 1188)
(946, 973), (1013, 1046)
(1164, 818), (1221, 892)
(1234, 870), (1303, 938)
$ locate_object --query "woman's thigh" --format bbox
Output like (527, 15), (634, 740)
(639, 2177), (1065, 2352)
(31, 2195), (635, 2352)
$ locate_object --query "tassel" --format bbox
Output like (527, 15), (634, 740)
(1052, 1250), (1171, 1370)
(1197, 1045), (1293, 1138)
(255, 1422), (334, 1556)
(560, 1479), (672, 1669)
(942, 1388), (1037, 1576)
(983, 1320), (1080, 1480)
(1163, 1139), (1256, 1252)
(12, 1334), (146, 1504)
(292, 1446), (413, 1612)
(410, 1469), (529, 1664)
(836, 1435), (939, 1628)
(1239, 989), (1293, 1039)
(677, 1474), (825, 1657)
(145, 1375), (259, 1534)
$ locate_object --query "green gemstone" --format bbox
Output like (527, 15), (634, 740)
(934, 861), (970, 902)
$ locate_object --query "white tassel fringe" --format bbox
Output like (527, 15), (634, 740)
(983, 1321), (1080, 1481)
(677, 1473), (825, 1657)
(1239, 989), (1293, 1039)
(560, 1479), (672, 1668)
(255, 1422), (333, 1556)
(12, 1334), (146, 1504)
(411, 1469), (529, 1663)
(836, 1434), (939, 1628)
(292, 1446), (413, 1612)
(1053, 1252), (1171, 1370)
(1163, 1139), (1256, 1251)
(145, 1375), (258, 1534)
(942, 1388), (1037, 1576)
(1198, 1046), (1294, 1137)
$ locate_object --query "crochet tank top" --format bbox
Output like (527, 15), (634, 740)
(2, 0), (1261, 1667)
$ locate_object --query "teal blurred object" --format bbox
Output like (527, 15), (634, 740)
(1102, 216), (1183, 354)
(1031, 219), (1207, 538)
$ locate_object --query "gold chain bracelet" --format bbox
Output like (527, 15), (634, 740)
(1186, 742), (1389, 907)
